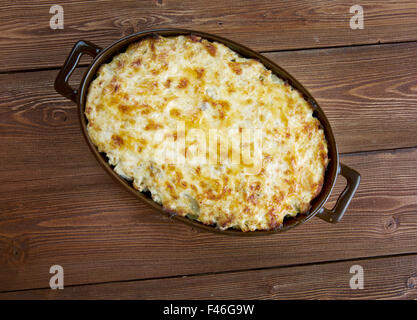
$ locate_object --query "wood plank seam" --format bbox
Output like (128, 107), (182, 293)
(2, 39), (417, 75)
(1, 250), (417, 295)
(2, 0), (417, 72)
(1, 251), (417, 299)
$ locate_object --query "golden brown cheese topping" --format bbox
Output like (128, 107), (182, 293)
(85, 35), (328, 231)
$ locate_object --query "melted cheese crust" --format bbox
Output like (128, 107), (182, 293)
(86, 35), (328, 231)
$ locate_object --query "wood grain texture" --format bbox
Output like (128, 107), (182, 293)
(1, 42), (417, 292)
(1, 0), (417, 72)
(1, 254), (417, 299)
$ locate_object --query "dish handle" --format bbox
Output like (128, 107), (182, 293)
(54, 40), (102, 103)
(316, 163), (361, 223)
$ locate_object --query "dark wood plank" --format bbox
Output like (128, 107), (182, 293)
(1, 0), (417, 72)
(1, 254), (417, 299)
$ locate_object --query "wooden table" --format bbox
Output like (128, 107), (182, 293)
(1, 0), (417, 300)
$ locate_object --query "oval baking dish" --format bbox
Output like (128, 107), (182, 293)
(54, 29), (360, 236)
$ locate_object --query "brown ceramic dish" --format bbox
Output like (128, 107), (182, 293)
(54, 29), (360, 236)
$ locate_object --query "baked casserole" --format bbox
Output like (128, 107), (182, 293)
(85, 35), (328, 231)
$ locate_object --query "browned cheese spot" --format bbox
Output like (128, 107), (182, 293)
(132, 58), (141, 67)
(203, 41), (217, 57)
(164, 79), (172, 88)
(117, 59), (125, 70)
(149, 38), (156, 53)
(267, 210), (281, 230)
(145, 119), (162, 130)
(178, 78), (189, 89)
(195, 67), (205, 79)
(118, 104), (134, 115)
(165, 182), (178, 200)
(170, 108), (181, 118)
(228, 62), (242, 75)
(111, 134), (124, 147)
(189, 34), (202, 42)
(312, 177), (324, 198)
